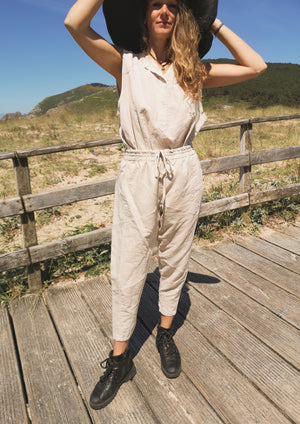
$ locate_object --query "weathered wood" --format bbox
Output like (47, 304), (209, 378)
(200, 153), (249, 174)
(23, 179), (116, 212)
(234, 235), (300, 274)
(199, 193), (249, 217)
(190, 247), (300, 329)
(13, 156), (41, 290)
(0, 305), (29, 424)
(250, 183), (300, 205)
(0, 197), (24, 218)
(199, 113), (300, 132)
(213, 242), (300, 297)
(79, 276), (223, 424)
(30, 226), (112, 263)
(14, 137), (121, 158)
(141, 277), (292, 424)
(252, 145), (300, 165)
(0, 249), (29, 272)
(239, 123), (252, 194)
(46, 285), (157, 424)
(0, 151), (15, 161)
(190, 249), (300, 369)
(259, 228), (300, 255)
(184, 264), (300, 423)
(278, 223), (300, 240)
(9, 295), (90, 424)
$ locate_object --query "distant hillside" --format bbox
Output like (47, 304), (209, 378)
(203, 60), (300, 108)
(8, 62), (299, 121)
(29, 83), (109, 117)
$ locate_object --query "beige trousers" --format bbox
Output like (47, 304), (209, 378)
(111, 146), (203, 341)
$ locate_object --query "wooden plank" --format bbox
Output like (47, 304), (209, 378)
(0, 305), (29, 424)
(200, 153), (249, 174)
(140, 276), (291, 424)
(250, 183), (300, 205)
(29, 226), (112, 263)
(234, 235), (300, 274)
(23, 179), (116, 212)
(239, 123), (252, 194)
(46, 284), (157, 424)
(259, 228), (300, 255)
(79, 276), (223, 424)
(190, 249), (300, 369)
(199, 193), (249, 217)
(199, 113), (300, 132)
(15, 137), (121, 158)
(0, 249), (29, 272)
(280, 224), (300, 240)
(190, 247), (300, 329)
(0, 197), (24, 218)
(0, 152), (15, 160)
(13, 156), (41, 290)
(183, 267), (300, 423)
(252, 145), (300, 165)
(214, 241), (300, 297)
(9, 295), (90, 424)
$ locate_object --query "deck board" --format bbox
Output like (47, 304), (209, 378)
(79, 276), (223, 424)
(0, 305), (29, 424)
(9, 296), (89, 424)
(1, 223), (299, 423)
(46, 285), (157, 424)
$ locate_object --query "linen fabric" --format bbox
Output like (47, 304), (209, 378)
(111, 146), (203, 341)
(111, 50), (206, 341)
(118, 51), (207, 150)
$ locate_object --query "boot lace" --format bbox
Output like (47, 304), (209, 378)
(158, 331), (178, 355)
(99, 357), (114, 382)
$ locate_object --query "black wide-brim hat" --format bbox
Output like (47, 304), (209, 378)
(103, 0), (218, 58)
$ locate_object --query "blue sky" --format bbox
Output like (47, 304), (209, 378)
(1, 0), (299, 114)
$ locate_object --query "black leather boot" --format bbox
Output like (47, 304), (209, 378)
(89, 349), (136, 410)
(156, 326), (181, 378)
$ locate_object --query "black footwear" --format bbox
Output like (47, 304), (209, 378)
(156, 326), (181, 378)
(89, 349), (136, 410)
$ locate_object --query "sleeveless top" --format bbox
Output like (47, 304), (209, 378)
(118, 50), (207, 151)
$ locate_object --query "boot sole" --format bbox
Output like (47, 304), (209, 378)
(89, 364), (137, 410)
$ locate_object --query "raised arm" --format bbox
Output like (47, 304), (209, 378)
(203, 18), (267, 88)
(64, 0), (122, 87)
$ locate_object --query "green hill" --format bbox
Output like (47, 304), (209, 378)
(28, 62), (299, 118)
(202, 60), (300, 108)
(29, 83), (110, 116)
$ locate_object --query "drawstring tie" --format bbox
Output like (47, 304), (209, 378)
(156, 150), (174, 211)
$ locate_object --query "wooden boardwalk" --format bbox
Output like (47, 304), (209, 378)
(1, 223), (299, 424)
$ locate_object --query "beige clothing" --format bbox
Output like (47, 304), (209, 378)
(111, 51), (207, 341)
(118, 51), (207, 150)
(111, 146), (203, 341)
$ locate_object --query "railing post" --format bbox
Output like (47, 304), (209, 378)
(13, 155), (42, 291)
(239, 123), (253, 194)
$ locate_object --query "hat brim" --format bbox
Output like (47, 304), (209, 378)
(103, 0), (218, 58)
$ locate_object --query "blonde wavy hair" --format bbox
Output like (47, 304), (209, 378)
(141, 1), (209, 100)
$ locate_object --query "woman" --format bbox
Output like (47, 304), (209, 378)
(65, 0), (267, 410)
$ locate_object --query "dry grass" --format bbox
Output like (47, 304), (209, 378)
(0, 103), (299, 255)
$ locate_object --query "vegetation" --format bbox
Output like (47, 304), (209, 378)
(0, 63), (299, 302)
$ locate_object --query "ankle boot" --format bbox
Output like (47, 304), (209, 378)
(156, 325), (181, 378)
(89, 349), (136, 410)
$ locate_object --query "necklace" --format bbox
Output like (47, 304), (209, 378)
(149, 52), (171, 71)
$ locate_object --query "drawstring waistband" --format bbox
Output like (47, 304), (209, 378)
(122, 145), (195, 211)
(156, 150), (174, 211)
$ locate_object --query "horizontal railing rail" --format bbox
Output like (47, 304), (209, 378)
(0, 113), (299, 290)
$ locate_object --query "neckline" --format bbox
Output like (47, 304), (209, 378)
(146, 54), (173, 76)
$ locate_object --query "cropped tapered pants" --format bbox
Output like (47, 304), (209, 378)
(111, 145), (203, 341)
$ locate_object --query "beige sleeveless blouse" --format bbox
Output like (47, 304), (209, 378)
(118, 51), (207, 150)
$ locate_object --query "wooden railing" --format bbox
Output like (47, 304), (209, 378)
(1, 113), (299, 290)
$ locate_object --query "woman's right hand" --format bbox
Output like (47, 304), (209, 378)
(64, 0), (122, 87)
